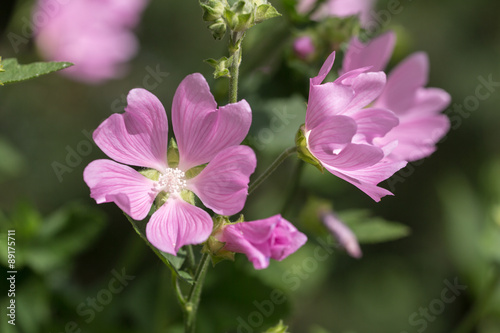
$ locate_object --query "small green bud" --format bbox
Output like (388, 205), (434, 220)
(200, 0), (227, 21)
(208, 18), (227, 40)
(295, 124), (324, 172)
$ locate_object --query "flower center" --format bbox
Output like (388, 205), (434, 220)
(156, 168), (187, 194)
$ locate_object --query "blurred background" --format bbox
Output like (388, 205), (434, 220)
(1, 0), (500, 332)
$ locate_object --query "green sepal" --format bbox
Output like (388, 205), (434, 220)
(204, 56), (233, 79)
(139, 168), (160, 181)
(202, 215), (236, 265)
(180, 190), (196, 206)
(208, 18), (227, 40)
(295, 124), (324, 172)
(263, 320), (289, 333)
(185, 164), (208, 179)
(167, 138), (179, 168)
(200, 0), (227, 21)
(254, 4), (281, 24)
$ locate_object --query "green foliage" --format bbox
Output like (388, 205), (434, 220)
(0, 58), (73, 85)
(205, 56), (233, 78)
(0, 137), (25, 183)
(263, 320), (289, 333)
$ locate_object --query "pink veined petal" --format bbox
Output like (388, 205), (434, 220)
(350, 107), (399, 143)
(93, 88), (169, 171)
(342, 71), (387, 114)
(324, 159), (406, 201)
(376, 52), (429, 113)
(146, 197), (213, 255)
(316, 143), (384, 171)
(83, 159), (157, 220)
(306, 82), (354, 130)
(404, 88), (451, 116)
(172, 73), (252, 170)
(311, 51), (336, 86)
(342, 31), (396, 74)
(328, 0), (375, 25)
(307, 115), (357, 154)
(188, 145), (257, 216)
(222, 226), (272, 269)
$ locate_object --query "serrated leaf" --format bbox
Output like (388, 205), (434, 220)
(0, 58), (73, 85)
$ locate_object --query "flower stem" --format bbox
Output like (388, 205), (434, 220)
(229, 32), (243, 104)
(248, 146), (298, 195)
(451, 265), (500, 333)
(281, 159), (304, 216)
(183, 253), (210, 333)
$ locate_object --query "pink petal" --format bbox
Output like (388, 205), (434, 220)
(172, 73), (252, 170)
(406, 88), (451, 116)
(306, 82), (354, 130)
(342, 31), (396, 74)
(351, 107), (399, 142)
(188, 145), (257, 216)
(343, 71), (387, 114)
(146, 197), (213, 255)
(376, 52), (429, 113)
(317, 143), (384, 171)
(325, 159), (407, 201)
(311, 51), (336, 86)
(93, 88), (168, 171)
(307, 115), (357, 154)
(83, 159), (157, 220)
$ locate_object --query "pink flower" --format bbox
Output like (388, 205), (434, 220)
(34, 0), (149, 84)
(83, 73), (256, 254)
(216, 215), (307, 269)
(342, 31), (451, 162)
(298, 0), (375, 26)
(293, 36), (316, 59)
(304, 52), (406, 201)
(320, 210), (362, 258)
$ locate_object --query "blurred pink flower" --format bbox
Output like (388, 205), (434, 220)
(84, 74), (256, 254)
(293, 35), (316, 59)
(34, 0), (149, 84)
(216, 215), (307, 269)
(298, 0), (375, 26)
(342, 31), (451, 162)
(304, 52), (406, 201)
(320, 210), (362, 258)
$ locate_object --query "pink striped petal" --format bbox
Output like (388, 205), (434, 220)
(406, 88), (451, 116)
(311, 51), (336, 85)
(93, 88), (168, 171)
(376, 52), (429, 113)
(83, 159), (157, 220)
(343, 71), (387, 114)
(342, 31), (396, 74)
(172, 73), (252, 170)
(146, 197), (212, 255)
(308, 115), (357, 154)
(351, 107), (399, 142)
(317, 143), (384, 171)
(188, 145), (256, 216)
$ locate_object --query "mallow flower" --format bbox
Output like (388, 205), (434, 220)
(298, 51), (407, 201)
(84, 73), (256, 254)
(34, 0), (149, 84)
(215, 215), (307, 269)
(297, 0), (375, 26)
(342, 31), (451, 162)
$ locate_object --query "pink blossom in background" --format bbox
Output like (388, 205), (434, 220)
(216, 215), (307, 269)
(320, 210), (362, 258)
(305, 52), (406, 201)
(342, 31), (451, 162)
(297, 0), (375, 26)
(293, 35), (316, 59)
(34, 0), (149, 84)
(84, 74), (256, 254)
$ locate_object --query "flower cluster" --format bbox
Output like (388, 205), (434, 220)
(34, 0), (149, 84)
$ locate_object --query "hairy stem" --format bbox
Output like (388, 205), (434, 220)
(183, 253), (210, 333)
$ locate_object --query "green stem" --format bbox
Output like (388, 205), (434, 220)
(184, 253), (211, 333)
(248, 146), (298, 195)
(229, 32), (243, 104)
(451, 265), (500, 333)
(281, 159), (304, 216)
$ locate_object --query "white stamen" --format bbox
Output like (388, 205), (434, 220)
(155, 168), (187, 194)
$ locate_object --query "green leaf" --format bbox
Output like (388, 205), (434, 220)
(263, 320), (289, 333)
(255, 4), (281, 24)
(339, 210), (410, 244)
(0, 58), (73, 85)
(0, 137), (25, 183)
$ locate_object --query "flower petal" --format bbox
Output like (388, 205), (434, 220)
(172, 73), (252, 170)
(83, 159), (157, 220)
(307, 115), (357, 154)
(342, 71), (387, 114)
(376, 52), (429, 113)
(188, 145), (256, 216)
(93, 88), (168, 171)
(341, 31), (396, 74)
(351, 107), (399, 143)
(311, 51), (335, 86)
(146, 197), (212, 255)
(317, 143), (384, 171)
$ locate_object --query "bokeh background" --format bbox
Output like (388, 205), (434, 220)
(1, 0), (500, 332)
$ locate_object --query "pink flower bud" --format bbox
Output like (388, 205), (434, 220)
(293, 36), (315, 59)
